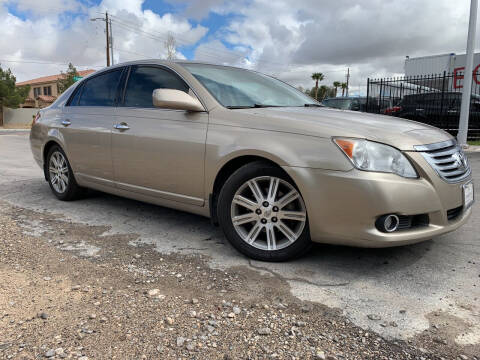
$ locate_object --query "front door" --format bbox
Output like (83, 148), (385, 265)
(61, 68), (124, 186)
(112, 65), (208, 206)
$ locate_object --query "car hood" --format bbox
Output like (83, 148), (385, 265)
(219, 107), (452, 151)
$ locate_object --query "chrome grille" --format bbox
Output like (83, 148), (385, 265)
(414, 139), (471, 183)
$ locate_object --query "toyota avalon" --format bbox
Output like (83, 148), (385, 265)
(30, 61), (474, 261)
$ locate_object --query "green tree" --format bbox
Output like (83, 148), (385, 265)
(333, 81), (341, 97)
(341, 82), (348, 97)
(57, 63), (80, 94)
(0, 65), (30, 126)
(305, 87), (316, 99)
(318, 85), (336, 101)
(311, 72), (324, 100)
(305, 86), (335, 101)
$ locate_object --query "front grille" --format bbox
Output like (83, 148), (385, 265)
(414, 140), (471, 183)
(397, 215), (412, 230)
(396, 214), (429, 231)
(447, 206), (463, 221)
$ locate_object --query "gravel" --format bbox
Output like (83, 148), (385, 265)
(257, 327), (272, 335)
(44, 349), (55, 358)
(0, 201), (478, 359)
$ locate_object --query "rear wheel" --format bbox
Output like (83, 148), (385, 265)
(46, 146), (83, 201)
(217, 161), (311, 261)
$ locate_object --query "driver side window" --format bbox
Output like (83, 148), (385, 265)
(123, 66), (189, 108)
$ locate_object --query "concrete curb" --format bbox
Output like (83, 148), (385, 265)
(465, 145), (480, 153)
(0, 129), (30, 134)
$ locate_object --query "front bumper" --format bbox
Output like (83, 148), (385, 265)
(283, 152), (473, 247)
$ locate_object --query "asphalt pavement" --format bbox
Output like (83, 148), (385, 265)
(0, 130), (479, 346)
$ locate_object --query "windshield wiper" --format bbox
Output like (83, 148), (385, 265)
(226, 104), (280, 109)
(304, 103), (323, 107)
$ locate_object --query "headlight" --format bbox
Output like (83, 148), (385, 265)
(333, 138), (418, 178)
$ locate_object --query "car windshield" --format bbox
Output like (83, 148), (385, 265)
(182, 63), (319, 108)
(323, 99), (352, 110)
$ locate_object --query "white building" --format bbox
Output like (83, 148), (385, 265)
(405, 52), (480, 90)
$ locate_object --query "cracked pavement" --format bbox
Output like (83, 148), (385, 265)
(0, 131), (479, 358)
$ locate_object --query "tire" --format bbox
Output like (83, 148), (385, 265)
(217, 161), (311, 262)
(46, 145), (83, 201)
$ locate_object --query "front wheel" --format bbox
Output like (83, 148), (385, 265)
(217, 161), (311, 261)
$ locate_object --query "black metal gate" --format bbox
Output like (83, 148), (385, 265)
(366, 71), (480, 141)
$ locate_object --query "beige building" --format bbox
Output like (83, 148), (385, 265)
(16, 69), (95, 108)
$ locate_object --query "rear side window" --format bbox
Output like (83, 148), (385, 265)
(77, 69), (123, 106)
(68, 84), (83, 106)
(123, 66), (189, 108)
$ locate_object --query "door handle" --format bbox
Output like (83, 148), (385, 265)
(114, 122), (130, 131)
(61, 119), (71, 127)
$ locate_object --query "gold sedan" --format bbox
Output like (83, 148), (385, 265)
(30, 61), (474, 261)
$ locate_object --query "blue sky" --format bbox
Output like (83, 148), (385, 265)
(0, 0), (474, 91)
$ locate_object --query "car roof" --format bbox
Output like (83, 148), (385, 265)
(93, 59), (250, 74)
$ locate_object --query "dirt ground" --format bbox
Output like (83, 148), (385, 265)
(0, 200), (478, 360)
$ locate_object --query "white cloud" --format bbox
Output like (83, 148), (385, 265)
(165, 0), (228, 20)
(0, 0), (476, 93)
(194, 40), (247, 65)
(6, 0), (83, 16)
(192, 0), (473, 91)
(0, 0), (208, 81)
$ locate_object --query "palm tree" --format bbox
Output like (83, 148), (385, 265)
(311, 73), (324, 100)
(319, 85), (329, 100)
(333, 81), (341, 97)
(341, 82), (348, 97)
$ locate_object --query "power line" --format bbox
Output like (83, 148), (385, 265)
(6, 5), (349, 77)
(0, 58), (103, 68)
(5, 7), (351, 82)
(6, 6), (347, 76)
(109, 15), (351, 76)
(113, 47), (154, 59)
(108, 15), (304, 70)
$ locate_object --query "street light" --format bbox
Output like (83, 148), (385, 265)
(90, 12), (111, 67)
(458, 0), (478, 147)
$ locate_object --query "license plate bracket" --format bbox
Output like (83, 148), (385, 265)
(463, 181), (474, 209)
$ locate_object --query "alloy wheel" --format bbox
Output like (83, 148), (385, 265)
(230, 176), (307, 251)
(49, 151), (69, 194)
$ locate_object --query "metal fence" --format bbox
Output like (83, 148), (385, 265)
(365, 71), (480, 141)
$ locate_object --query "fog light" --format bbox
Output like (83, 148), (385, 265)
(376, 214), (400, 233)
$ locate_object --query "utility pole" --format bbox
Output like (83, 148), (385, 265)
(346, 68), (350, 97)
(91, 11), (111, 67)
(458, 0), (478, 147)
(109, 18), (114, 65)
(105, 12), (110, 67)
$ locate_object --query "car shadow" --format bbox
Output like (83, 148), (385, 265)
(77, 188), (437, 282)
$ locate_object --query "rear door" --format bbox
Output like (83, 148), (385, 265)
(61, 68), (125, 186)
(111, 65), (208, 206)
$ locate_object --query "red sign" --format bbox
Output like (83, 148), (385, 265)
(453, 64), (480, 88)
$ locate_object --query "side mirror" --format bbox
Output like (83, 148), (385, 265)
(152, 89), (205, 112)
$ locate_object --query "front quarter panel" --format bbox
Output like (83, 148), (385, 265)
(205, 120), (353, 195)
